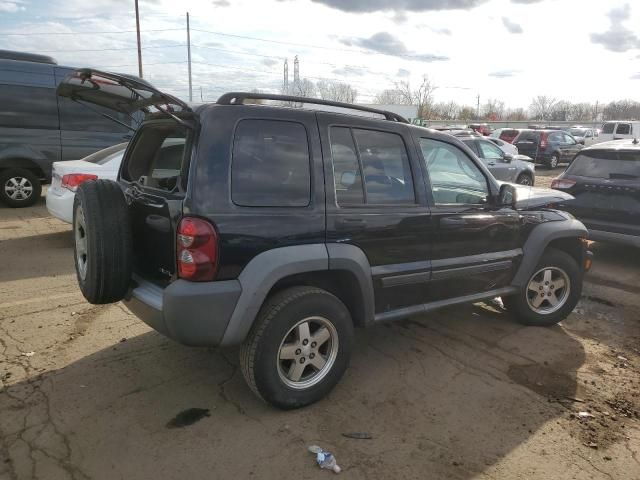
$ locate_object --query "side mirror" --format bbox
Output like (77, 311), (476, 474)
(341, 171), (356, 187)
(503, 153), (514, 162)
(497, 183), (517, 209)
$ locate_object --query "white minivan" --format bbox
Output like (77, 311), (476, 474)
(599, 121), (640, 142)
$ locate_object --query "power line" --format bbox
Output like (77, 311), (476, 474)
(37, 44), (186, 53)
(0, 28), (183, 36)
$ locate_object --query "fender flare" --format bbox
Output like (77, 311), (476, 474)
(511, 219), (587, 288)
(219, 243), (375, 346)
(0, 146), (50, 177)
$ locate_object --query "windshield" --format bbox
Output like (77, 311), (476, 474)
(569, 129), (586, 137)
(567, 151), (640, 179)
(84, 143), (128, 164)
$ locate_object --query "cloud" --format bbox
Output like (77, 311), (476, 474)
(591, 4), (640, 52)
(212, 0), (230, 5)
(502, 17), (523, 34)
(489, 70), (519, 78)
(341, 32), (448, 61)
(631, 73), (640, 80)
(392, 11), (408, 23)
(0, 1), (25, 12)
(299, 0), (490, 13)
(262, 58), (278, 67)
(510, 0), (543, 3)
(397, 68), (411, 77)
(332, 65), (366, 76)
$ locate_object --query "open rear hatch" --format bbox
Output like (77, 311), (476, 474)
(58, 69), (196, 287)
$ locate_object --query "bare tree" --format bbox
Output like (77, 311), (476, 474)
(529, 96), (557, 121)
(389, 75), (437, 119)
(482, 98), (505, 120)
(505, 107), (527, 121)
(458, 106), (476, 122)
(603, 100), (640, 120)
(316, 80), (358, 103)
(290, 78), (317, 98)
(373, 88), (410, 105)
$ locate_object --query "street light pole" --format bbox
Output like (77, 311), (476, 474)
(135, 0), (143, 78)
(187, 12), (193, 102)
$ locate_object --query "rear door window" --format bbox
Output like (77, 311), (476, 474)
(124, 124), (189, 192)
(0, 85), (58, 129)
(232, 119), (311, 207)
(615, 123), (631, 135)
(567, 151), (640, 179)
(352, 128), (415, 205)
(330, 127), (364, 205)
(515, 131), (539, 142)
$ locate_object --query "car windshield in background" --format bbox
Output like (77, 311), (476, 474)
(567, 151), (640, 179)
(569, 129), (586, 136)
(84, 143), (128, 165)
(601, 123), (615, 134)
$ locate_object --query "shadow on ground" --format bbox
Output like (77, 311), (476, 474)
(0, 303), (586, 479)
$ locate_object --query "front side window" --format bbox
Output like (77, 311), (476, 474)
(478, 140), (504, 160)
(232, 119), (310, 207)
(616, 123), (631, 135)
(563, 133), (576, 144)
(602, 123), (615, 134)
(420, 138), (489, 205)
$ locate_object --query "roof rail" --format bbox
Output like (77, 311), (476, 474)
(216, 91), (409, 123)
(0, 49), (57, 65)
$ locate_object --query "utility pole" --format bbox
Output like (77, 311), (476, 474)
(200, 86), (203, 102)
(187, 12), (193, 102)
(476, 94), (480, 119)
(594, 100), (599, 124)
(134, 0), (143, 78)
(283, 59), (289, 94)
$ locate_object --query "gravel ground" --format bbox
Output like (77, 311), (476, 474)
(0, 182), (638, 480)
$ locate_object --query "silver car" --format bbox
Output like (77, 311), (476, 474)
(460, 136), (536, 186)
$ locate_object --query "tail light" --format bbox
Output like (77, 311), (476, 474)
(551, 178), (576, 189)
(62, 173), (98, 191)
(539, 133), (548, 149)
(177, 217), (218, 281)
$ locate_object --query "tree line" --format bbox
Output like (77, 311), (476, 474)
(270, 74), (639, 122)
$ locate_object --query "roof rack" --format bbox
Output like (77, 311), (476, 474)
(0, 50), (57, 65)
(216, 92), (409, 123)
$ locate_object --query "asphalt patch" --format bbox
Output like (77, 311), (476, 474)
(166, 408), (211, 429)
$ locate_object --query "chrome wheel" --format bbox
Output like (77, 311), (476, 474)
(549, 155), (559, 168)
(75, 205), (88, 281)
(277, 316), (338, 390)
(517, 174), (532, 186)
(4, 176), (33, 201)
(526, 267), (570, 315)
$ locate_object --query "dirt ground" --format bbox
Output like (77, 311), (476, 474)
(1, 171), (639, 480)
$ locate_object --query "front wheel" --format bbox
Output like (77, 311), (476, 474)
(0, 168), (42, 208)
(516, 172), (534, 186)
(545, 154), (559, 169)
(240, 286), (354, 409)
(503, 248), (582, 326)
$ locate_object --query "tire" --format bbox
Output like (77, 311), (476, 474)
(503, 248), (582, 327)
(545, 153), (559, 169)
(240, 286), (354, 410)
(0, 168), (42, 208)
(73, 180), (132, 304)
(516, 173), (534, 186)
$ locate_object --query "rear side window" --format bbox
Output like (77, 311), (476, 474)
(58, 98), (135, 133)
(329, 127), (415, 205)
(124, 124), (189, 192)
(602, 123), (615, 134)
(515, 131), (539, 142)
(616, 123), (631, 135)
(567, 151), (640, 179)
(232, 119), (310, 207)
(0, 85), (58, 129)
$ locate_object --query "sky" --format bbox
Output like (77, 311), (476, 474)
(1, 0), (639, 109)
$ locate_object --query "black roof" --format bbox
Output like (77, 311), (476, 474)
(0, 50), (57, 65)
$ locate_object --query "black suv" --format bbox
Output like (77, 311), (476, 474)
(60, 70), (591, 409)
(513, 129), (583, 169)
(0, 50), (136, 207)
(552, 139), (640, 247)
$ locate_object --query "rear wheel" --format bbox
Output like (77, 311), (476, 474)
(240, 286), (354, 409)
(0, 168), (42, 208)
(503, 248), (582, 326)
(545, 153), (559, 169)
(73, 180), (132, 304)
(516, 172), (534, 186)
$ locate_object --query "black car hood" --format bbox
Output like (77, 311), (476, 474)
(500, 182), (574, 209)
(56, 69), (191, 115)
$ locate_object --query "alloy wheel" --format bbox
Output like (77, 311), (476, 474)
(526, 266), (570, 314)
(4, 176), (33, 201)
(75, 205), (88, 280)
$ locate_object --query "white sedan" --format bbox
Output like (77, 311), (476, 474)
(46, 143), (127, 223)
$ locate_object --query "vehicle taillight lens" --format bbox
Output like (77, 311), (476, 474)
(61, 173), (98, 191)
(176, 217), (218, 281)
(551, 178), (576, 190)
(539, 134), (548, 149)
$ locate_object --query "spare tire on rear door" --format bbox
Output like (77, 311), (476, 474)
(73, 180), (133, 304)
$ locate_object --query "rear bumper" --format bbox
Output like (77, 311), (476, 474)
(45, 189), (74, 223)
(588, 229), (640, 247)
(123, 276), (242, 346)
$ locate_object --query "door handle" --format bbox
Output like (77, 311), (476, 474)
(488, 162), (496, 166)
(336, 217), (367, 229)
